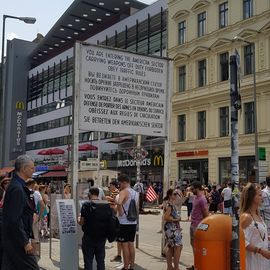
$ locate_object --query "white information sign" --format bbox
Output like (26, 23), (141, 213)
(80, 158), (99, 170)
(77, 44), (168, 137)
(56, 199), (78, 270)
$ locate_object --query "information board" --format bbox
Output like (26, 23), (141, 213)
(56, 199), (78, 270)
(77, 44), (168, 137)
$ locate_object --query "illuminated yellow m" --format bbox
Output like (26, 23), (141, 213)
(15, 101), (25, 110)
(153, 155), (163, 166)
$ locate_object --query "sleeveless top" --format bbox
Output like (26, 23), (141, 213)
(244, 219), (269, 270)
(118, 188), (139, 225)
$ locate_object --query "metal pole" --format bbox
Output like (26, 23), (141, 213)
(71, 43), (80, 199)
(230, 54), (240, 270)
(0, 15), (7, 167)
(97, 131), (101, 187)
(161, 60), (173, 255)
(70, 42), (80, 269)
(233, 37), (258, 182)
(135, 134), (141, 249)
(49, 192), (52, 259)
(252, 43), (259, 182)
(67, 103), (72, 170)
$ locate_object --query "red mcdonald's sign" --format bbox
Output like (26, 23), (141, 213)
(176, 150), (208, 158)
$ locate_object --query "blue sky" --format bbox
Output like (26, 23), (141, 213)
(0, 0), (156, 56)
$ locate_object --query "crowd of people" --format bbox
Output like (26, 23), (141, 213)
(161, 178), (270, 270)
(1, 154), (270, 270)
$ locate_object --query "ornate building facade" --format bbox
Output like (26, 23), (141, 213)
(168, 0), (270, 184)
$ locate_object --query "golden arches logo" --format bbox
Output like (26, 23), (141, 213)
(153, 155), (164, 166)
(15, 101), (25, 110)
(100, 160), (107, 169)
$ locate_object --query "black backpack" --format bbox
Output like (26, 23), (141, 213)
(123, 191), (138, 222)
(82, 201), (111, 239)
(107, 212), (120, 243)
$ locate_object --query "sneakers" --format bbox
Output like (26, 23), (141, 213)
(110, 255), (122, 262)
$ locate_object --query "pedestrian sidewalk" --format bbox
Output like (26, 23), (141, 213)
(39, 207), (193, 270)
(39, 238), (192, 270)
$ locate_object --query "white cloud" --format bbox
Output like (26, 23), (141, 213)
(6, 32), (19, 40)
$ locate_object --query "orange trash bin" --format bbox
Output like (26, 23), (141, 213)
(194, 214), (246, 270)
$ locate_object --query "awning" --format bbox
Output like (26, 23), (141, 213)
(39, 171), (67, 178)
(32, 171), (48, 178)
(0, 167), (14, 176)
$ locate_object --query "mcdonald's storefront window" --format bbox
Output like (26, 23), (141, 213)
(179, 159), (208, 186)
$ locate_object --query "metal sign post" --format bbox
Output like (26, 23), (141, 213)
(136, 134), (141, 249)
(230, 54), (241, 270)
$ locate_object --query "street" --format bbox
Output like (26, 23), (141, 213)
(39, 208), (193, 270)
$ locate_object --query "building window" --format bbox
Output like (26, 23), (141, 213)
(198, 111), (206, 139)
(243, 0), (253, 19)
(219, 106), (229, 137)
(220, 52), (229, 81)
(245, 102), (254, 134)
(178, 20), (186, 45)
(198, 12), (206, 37)
(219, 156), (255, 184)
(198, 59), (206, 87)
(244, 44), (254, 75)
(219, 2), (228, 28)
(178, 115), (186, 141)
(179, 65), (186, 92)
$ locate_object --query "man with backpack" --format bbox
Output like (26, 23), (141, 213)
(116, 175), (139, 270)
(78, 187), (113, 270)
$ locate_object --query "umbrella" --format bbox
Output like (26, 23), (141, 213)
(50, 148), (65, 155)
(78, 144), (98, 151)
(67, 144), (98, 151)
(37, 149), (51, 155)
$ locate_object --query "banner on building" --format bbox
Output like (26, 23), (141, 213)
(76, 43), (169, 137)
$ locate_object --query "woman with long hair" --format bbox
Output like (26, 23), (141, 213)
(240, 183), (270, 269)
(163, 189), (182, 270)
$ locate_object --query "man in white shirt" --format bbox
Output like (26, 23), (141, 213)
(261, 176), (270, 249)
(117, 175), (139, 270)
(221, 182), (232, 215)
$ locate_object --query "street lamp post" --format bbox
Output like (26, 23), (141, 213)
(0, 15), (36, 166)
(233, 36), (259, 182)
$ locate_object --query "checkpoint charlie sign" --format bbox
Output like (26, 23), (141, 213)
(76, 44), (169, 137)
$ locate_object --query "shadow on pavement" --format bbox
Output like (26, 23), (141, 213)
(133, 263), (147, 270)
(138, 248), (166, 261)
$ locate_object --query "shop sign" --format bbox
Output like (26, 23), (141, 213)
(117, 158), (151, 167)
(80, 158), (99, 170)
(153, 155), (164, 166)
(259, 148), (266, 161)
(15, 101), (25, 148)
(100, 160), (107, 169)
(176, 150), (208, 158)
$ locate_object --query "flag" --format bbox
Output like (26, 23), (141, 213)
(146, 186), (158, 202)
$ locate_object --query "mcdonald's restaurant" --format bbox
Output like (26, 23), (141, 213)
(105, 153), (164, 185)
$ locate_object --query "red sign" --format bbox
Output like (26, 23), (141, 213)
(176, 150), (208, 158)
